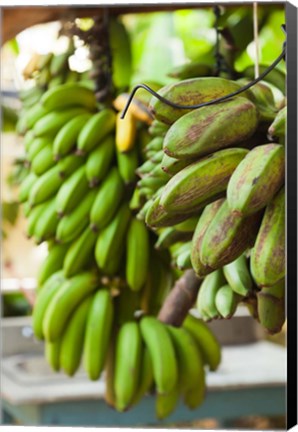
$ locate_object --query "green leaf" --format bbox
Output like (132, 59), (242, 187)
(131, 13), (182, 85)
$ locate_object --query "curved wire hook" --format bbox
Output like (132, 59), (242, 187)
(120, 43), (286, 120)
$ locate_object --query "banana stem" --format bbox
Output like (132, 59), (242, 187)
(158, 270), (201, 327)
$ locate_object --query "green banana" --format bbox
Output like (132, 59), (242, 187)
(161, 153), (193, 176)
(45, 339), (61, 372)
(83, 289), (114, 380)
(148, 120), (170, 137)
(149, 77), (254, 124)
(104, 329), (117, 408)
(129, 188), (145, 211)
(48, 74), (65, 89)
(149, 150), (164, 164)
(56, 188), (97, 243)
(145, 194), (197, 228)
(126, 218), (150, 292)
(155, 227), (193, 250)
(256, 279), (285, 334)
(191, 199), (225, 277)
(250, 187), (285, 287)
(23, 103), (49, 131)
(29, 165), (64, 206)
(137, 176), (167, 194)
(53, 113), (93, 159)
(227, 144), (285, 216)
(174, 216), (199, 233)
(77, 109), (116, 154)
(167, 325), (205, 395)
(37, 243), (69, 287)
(176, 247), (192, 270)
(33, 198), (59, 243)
(155, 385), (180, 420)
(31, 144), (55, 176)
(215, 284), (240, 318)
(33, 108), (88, 137)
(200, 199), (261, 269)
(41, 83), (97, 111)
(129, 347), (153, 407)
(116, 146), (139, 184)
(109, 17), (132, 90)
(163, 97), (258, 160)
(57, 153), (85, 178)
(27, 137), (52, 162)
(114, 321), (142, 411)
(24, 130), (35, 152)
(268, 106), (286, 142)
(15, 114), (27, 135)
(183, 373), (206, 410)
(145, 136), (164, 153)
(95, 203), (131, 275)
(196, 269), (226, 320)
(43, 271), (98, 342)
(136, 160), (157, 178)
(26, 201), (48, 238)
(183, 314), (221, 371)
(32, 270), (65, 339)
(140, 316), (178, 394)
(60, 295), (93, 376)
(86, 134), (115, 187)
(63, 227), (97, 278)
(160, 148), (248, 214)
(223, 254), (253, 296)
(90, 167), (124, 230)
(55, 165), (89, 215)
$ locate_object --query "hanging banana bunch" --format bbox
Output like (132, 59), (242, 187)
(15, 9), (286, 423)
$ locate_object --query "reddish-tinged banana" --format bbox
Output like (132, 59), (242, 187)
(200, 200), (261, 270)
(191, 199), (225, 278)
(149, 77), (254, 124)
(159, 148), (248, 214)
(250, 187), (285, 287)
(227, 144), (285, 217)
(163, 97), (258, 160)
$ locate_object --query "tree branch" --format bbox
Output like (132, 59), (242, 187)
(158, 269), (201, 327)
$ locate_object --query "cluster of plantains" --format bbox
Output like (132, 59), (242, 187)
(16, 19), (286, 420)
(137, 66), (286, 335)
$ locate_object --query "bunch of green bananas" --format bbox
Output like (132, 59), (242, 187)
(18, 58), (224, 418)
(135, 75), (286, 335)
(16, 37), (93, 137)
(33, 270), (220, 418)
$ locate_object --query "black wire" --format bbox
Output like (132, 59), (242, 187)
(120, 44), (286, 120)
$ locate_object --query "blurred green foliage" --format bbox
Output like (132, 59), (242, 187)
(125, 5), (285, 85)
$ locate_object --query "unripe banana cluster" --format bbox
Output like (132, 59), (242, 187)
(135, 76), (286, 335)
(18, 48), (224, 419)
(17, 38), (92, 137)
(17, 26), (286, 420)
